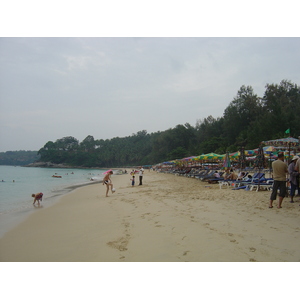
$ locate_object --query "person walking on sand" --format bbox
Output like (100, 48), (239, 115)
(269, 153), (288, 208)
(139, 167), (144, 185)
(32, 192), (43, 205)
(103, 171), (114, 197)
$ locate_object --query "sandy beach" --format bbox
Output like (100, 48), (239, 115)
(0, 170), (299, 262)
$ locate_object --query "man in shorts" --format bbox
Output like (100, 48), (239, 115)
(269, 153), (288, 208)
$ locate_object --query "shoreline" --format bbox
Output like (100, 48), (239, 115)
(0, 177), (103, 239)
(0, 166), (124, 238)
(1, 171), (299, 262)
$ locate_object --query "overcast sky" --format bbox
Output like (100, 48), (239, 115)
(0, 37), (299, 152)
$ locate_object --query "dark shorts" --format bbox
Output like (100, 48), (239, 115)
(270, 180), (287, 200)
(104, 180), (109, 185)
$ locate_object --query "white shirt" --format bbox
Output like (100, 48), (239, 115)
(139, 168), (144, 176)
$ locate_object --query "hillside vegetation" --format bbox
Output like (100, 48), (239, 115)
(35, 80), (300, 167)
(0, 151), (39, 166)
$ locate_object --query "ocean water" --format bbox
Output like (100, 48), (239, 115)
(0, 165), (107, 237)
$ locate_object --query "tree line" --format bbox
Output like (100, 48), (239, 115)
(37, 80), (300, 167)
(0, 150), (39, 166)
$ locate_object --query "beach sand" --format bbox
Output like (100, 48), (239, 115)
(0, 170), (299, 262)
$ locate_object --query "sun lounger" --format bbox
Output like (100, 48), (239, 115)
(194, 170), (210, 179)
(231, 172), (265, 188)
(221, 172), (265, 189)
(203, 172), (224, 182)
(186, 169), (198, 178)
(248, 178), (274, 192)
(200, 170), (217, 181)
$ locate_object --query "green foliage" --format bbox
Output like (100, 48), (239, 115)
(0, 151), (40, 165)
(36, 80), (300, 167)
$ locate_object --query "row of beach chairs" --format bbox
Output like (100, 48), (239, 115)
(162, 167), (296, 194)
(163, 168), (276, 192)
(218, 172), (274, 192)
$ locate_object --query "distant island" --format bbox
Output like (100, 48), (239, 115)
(0, 150), (39, 166)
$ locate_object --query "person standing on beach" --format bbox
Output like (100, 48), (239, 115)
(295, 155), (300, 206)
(32, 192), (43, 205)
(139, 167), (144, 185)
(269, 153), (288, 208)
(295, 155), (300, 191)
(103, 171), (114, 197)
(288, 156), (299, 203)
(131, 174), (135, 187)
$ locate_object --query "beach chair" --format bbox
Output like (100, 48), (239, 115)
(248, 177), (274, 192)
(186, 168), (197, 177)
(200, 170), (216, 181)
(204, 172), (224, 183)
(191, 169), (206, 178)
(194, 169), (210, 180)
(219, 179), (232, 189)
(222, 172), (264, 189)
(231, 172), (263, 188)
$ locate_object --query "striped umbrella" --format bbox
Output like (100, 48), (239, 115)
(223, 152), (231, 169)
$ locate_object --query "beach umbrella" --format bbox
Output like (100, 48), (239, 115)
(262, 137), (299, 163)
(199, 153), (224, 160)
(229, 151), (240, 159)
(238, 147), (246, 170)
(254, 145), (266, 190)
(246, 156), (256, 161)
(262, 137), (299, 147)
(263, 146), (275, 153)
(254, 145), (265, 169)
(223, 152), (231, 169)
(245, 149), (255, 156)
(180, 156), (197, 162)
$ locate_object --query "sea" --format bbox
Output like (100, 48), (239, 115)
(0, 165), (108, 238)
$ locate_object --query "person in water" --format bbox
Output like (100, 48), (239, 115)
(32, 192), (43, 205)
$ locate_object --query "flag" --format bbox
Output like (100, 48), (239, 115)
(285, 128), (290, 134)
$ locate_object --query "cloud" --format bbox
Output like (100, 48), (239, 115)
(0, 37), (299, 152)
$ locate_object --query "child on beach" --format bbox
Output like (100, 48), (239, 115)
(103, 171), (114, 197)
(131, 174), (135, 187)
(32, 192), (43, 205)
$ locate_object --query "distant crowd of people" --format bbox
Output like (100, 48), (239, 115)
(30, 155), (300, 209)
(102, 167), (145, 197)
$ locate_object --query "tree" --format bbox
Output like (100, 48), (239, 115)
(80, 135), (95, 153)
(223, 85), (261, 147)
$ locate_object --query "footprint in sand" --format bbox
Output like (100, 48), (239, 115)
(249, 247), (256, 252)
(107, 237), (128, 252)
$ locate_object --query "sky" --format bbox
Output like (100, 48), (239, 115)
(0, 3), (300, 152)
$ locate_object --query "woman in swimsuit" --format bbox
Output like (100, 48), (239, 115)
(103, 171), (114, 197)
